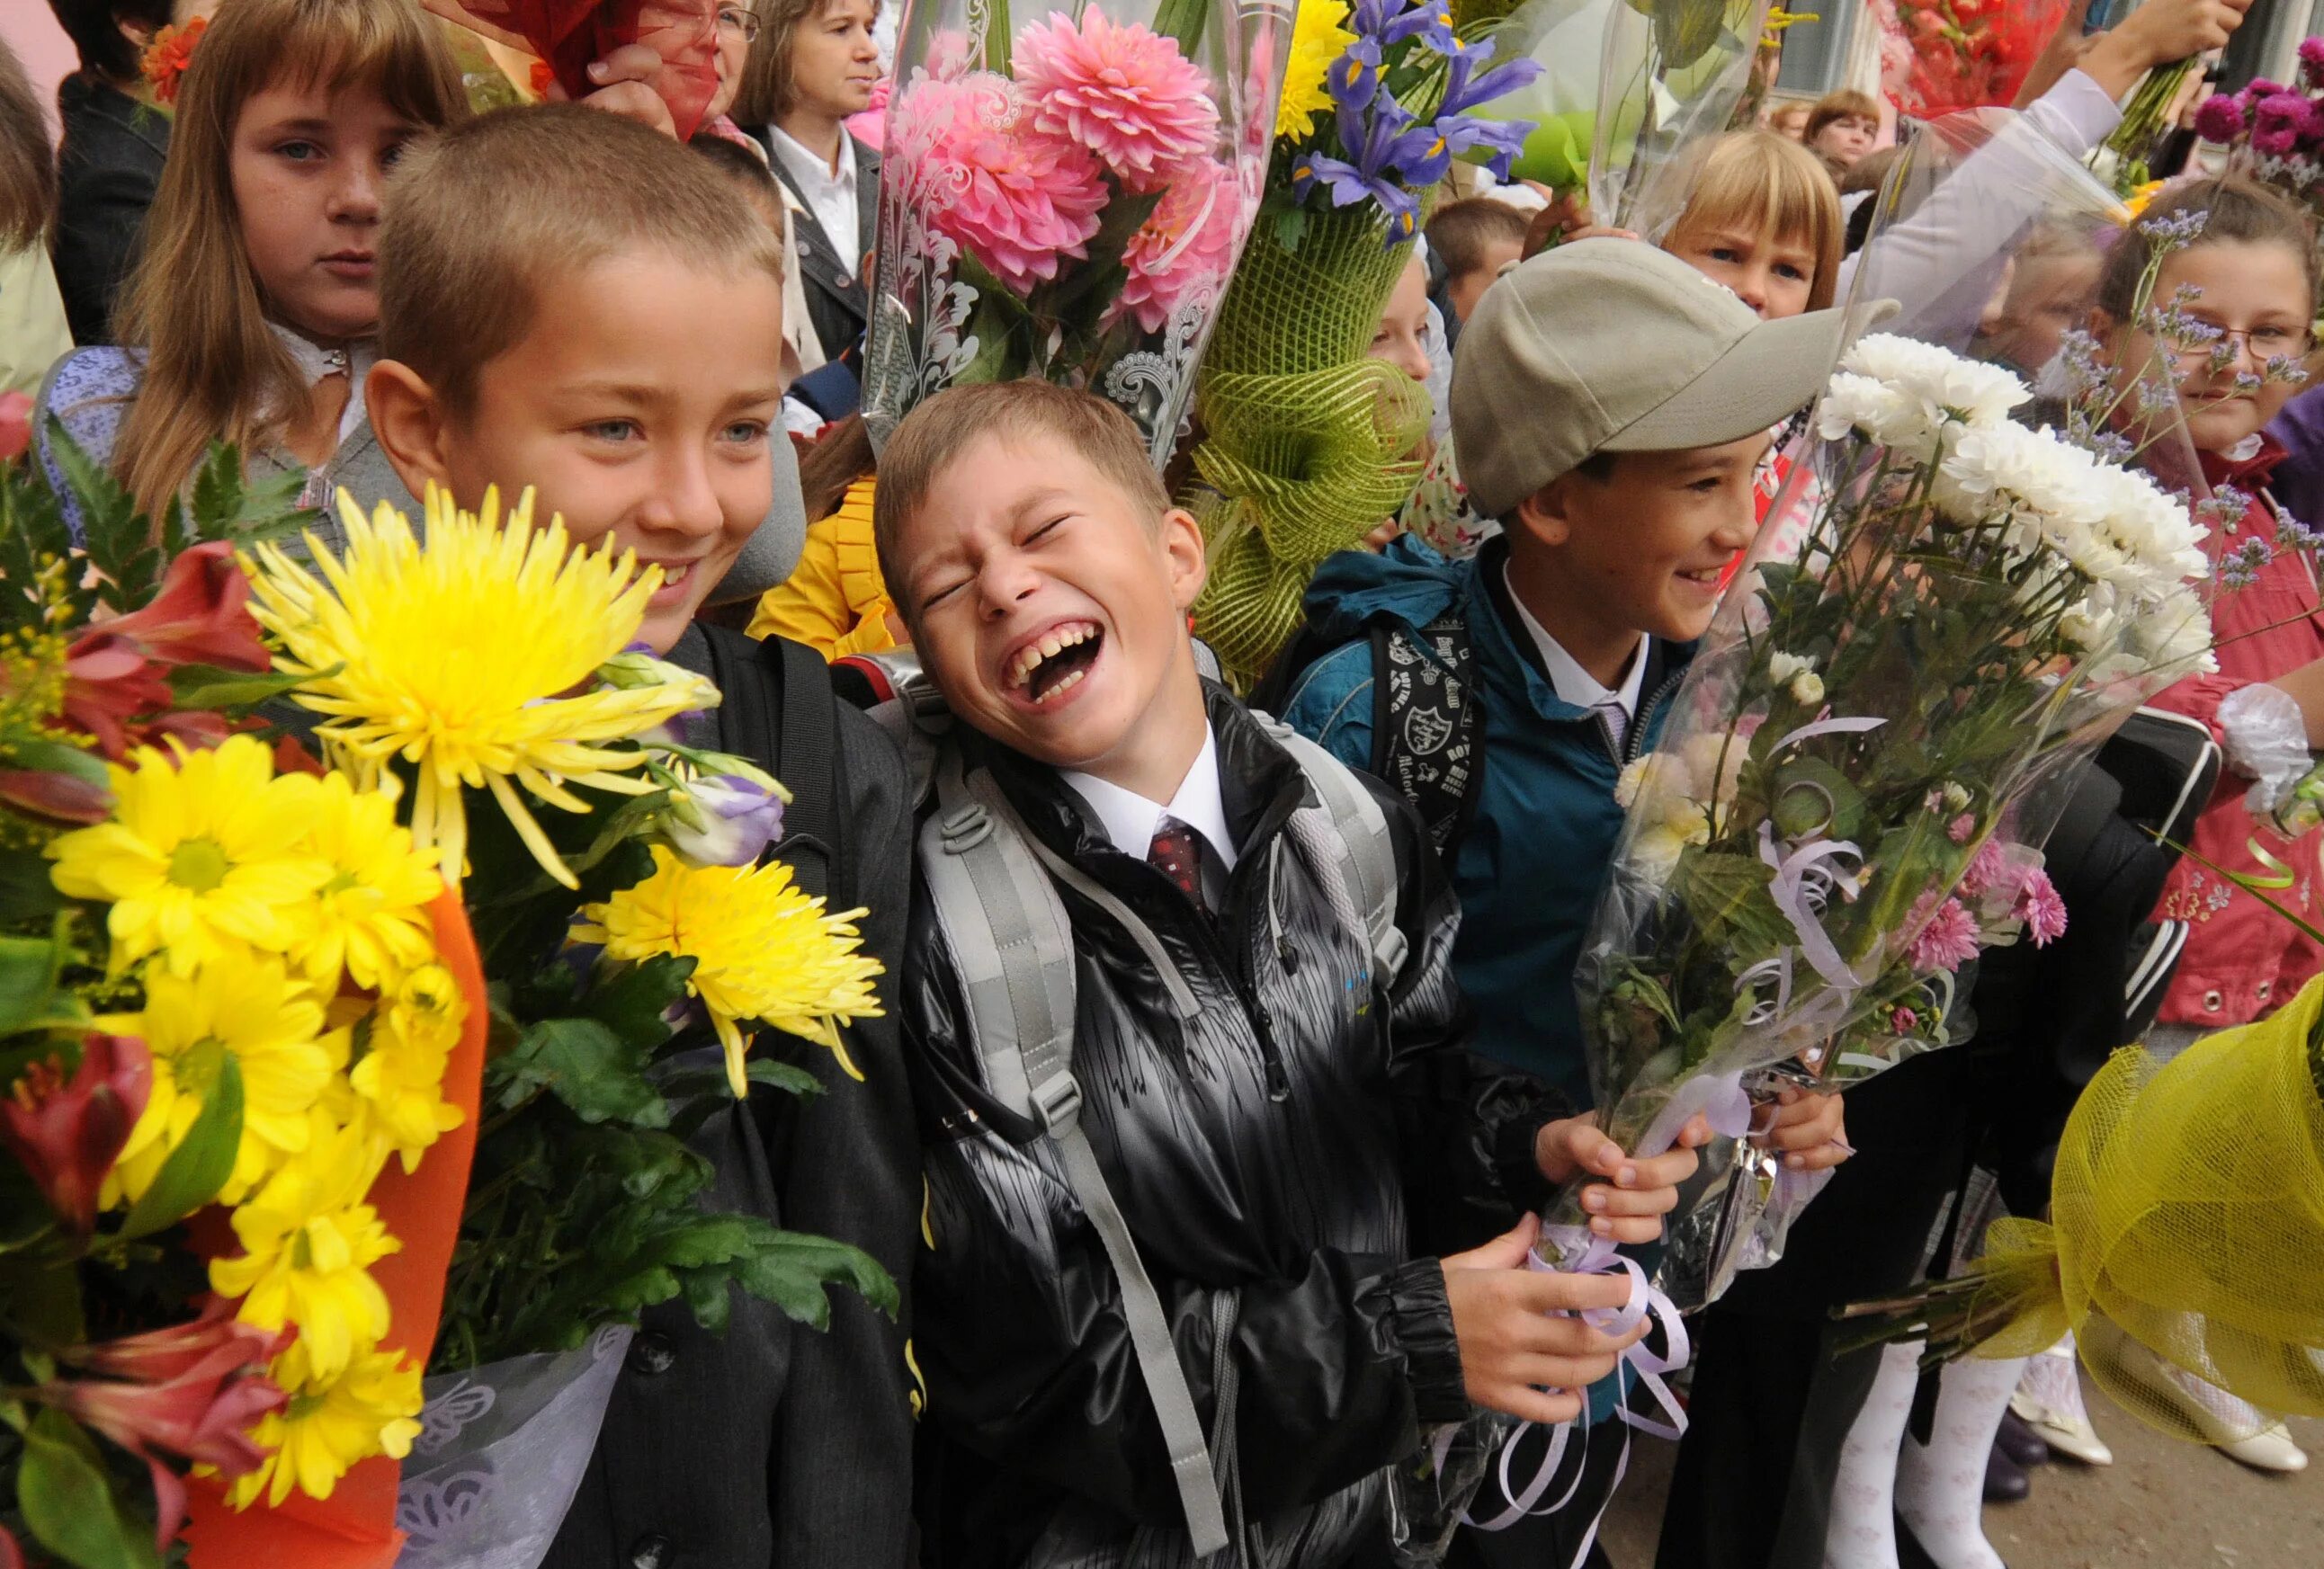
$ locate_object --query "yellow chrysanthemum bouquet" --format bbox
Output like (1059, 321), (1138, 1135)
(2, 445), (888, 1569)
(1, 441), (473, 1566)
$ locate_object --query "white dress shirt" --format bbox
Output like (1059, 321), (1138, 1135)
(766, 124), (863, 278)
(1062, 727), (1239, 903)
(1503, 566), (1649, 749)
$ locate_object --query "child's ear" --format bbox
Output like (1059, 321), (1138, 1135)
(1159, 505), (1209, 613)
(365, 360), (457, 503)
(1513, 479), (1574, 548)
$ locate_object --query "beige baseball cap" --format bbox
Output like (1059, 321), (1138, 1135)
(1452, 238), (1878, 518)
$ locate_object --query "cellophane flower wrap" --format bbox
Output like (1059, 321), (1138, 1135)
(232, 485), (895, 1568)
(863, 0), (1284, 467)
(2191, 44), (2324, 244)
(417, 0), (724, 138)
(1586, 0), (1778, 237)
(0, 439), (487, 1569)
(1184, 0), (1544, 685)
(1871, 0), (2069, 116)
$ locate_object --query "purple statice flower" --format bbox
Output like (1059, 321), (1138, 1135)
(2139, 208), (2210, 253)
(2266, 352), (2314, 388)
(2278, 507), (2324, 550)
(2219, 534), (2275, 588)
(2194, 93), (2248, 145)
(2200, 483), (2256, 527)
(1905, 894), (1982, 974)
(2089, 428), (2137, 465)
(2016, 870), (2069, 947)
(2232, 369), (2266, 397)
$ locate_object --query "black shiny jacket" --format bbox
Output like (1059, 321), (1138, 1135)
(907, 687), (1571, 1569)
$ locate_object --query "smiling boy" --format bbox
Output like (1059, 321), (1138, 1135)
(1280, 242), (1861, 1566)
(874, 379), (1709, 1569)
(364, 104), (916, 1569)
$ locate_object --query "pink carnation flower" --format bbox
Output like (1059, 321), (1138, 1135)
(1890, 1006), (1919, 1035)
(1904, 892), (1980, 973)
(1115, 160), (1242, 334)
(1946, 813), (1977, 844)
(1957, 835), (2008, 897)
(2016, 869), (2068, 947)
(1015, 10), (1219, 192)
(890, 72), (1109, 294)
(2254, 93), (2313, 157)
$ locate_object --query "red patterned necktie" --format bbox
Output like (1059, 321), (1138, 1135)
(1146, 817), (1206, 903)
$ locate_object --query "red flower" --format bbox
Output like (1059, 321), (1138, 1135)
(0, 767), (112, 823)
(35, 1298), (290, 1556)
(56, 544), (272, 760)
(99, 542), (271, 673)
(140, 15), (207, 107)
(0, 390), (30, 463)
(3, 1034), (152, 1238)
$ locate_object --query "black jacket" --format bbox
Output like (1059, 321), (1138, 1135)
(51, 75), (167, 346)
(907, 687), (1570, 1569)
(545, 628), (917, 1569)
(754, 128), (879, 366)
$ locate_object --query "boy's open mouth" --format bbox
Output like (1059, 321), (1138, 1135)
(1006, 620), (1104, 707)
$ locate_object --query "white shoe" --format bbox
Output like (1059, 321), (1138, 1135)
(2011, 1339), (2113, 1466)
(2098, 1319), (2311, 1473)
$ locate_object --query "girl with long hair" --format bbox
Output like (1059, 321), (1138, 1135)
(0, 39), (71, 397)
(34, 0), (466, 541)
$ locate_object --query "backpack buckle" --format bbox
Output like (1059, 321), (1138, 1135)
(939, 802), (993, 853)
(1030, 1071), (1084, 1135)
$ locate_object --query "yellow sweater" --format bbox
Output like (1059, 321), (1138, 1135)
(747, 477), (897, 659)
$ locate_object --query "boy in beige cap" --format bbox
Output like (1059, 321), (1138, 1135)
(1281, 238), (1864, 1565)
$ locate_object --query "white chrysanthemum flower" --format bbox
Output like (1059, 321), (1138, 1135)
(1767, 650), (1814, 683)
(1818, 370), (1946, 459)
(1839, 334), (2031, 430)
(2129, 584), (2217, 676)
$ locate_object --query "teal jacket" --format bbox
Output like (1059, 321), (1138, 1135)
(1281, 538), (1692, 1110)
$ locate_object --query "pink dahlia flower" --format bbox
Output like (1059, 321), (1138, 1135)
(891, 72), (1109, 294)
(2193, 94), (2247, 146)
(1904, 893), (1980, 973)
(2253, 92), (2311, 156)
(1116, 160), (1242, 334)
(2016, 869), (2068, 947)
(1015, 10), (1219, 192)
(2303, 37), (2324, 88)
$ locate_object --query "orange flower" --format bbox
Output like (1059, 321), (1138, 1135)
(141, 15), (208, 108)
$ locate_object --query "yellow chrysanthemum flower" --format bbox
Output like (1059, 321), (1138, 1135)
(242, 486), (719, 891)
(293, 771), (443, 993)
(577, 845), (885, 1098)
(210, 1123), (398, 1383)
(348, 959), (467, 1171)
(226, 1341), (422, 1509)
(1280, 0), (1356, 141)
(103, 953), (335, 1207)
(48, 734), (331, 977)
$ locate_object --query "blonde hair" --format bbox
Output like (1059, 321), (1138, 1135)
(1664, 129), (1844, 312)
(874, 381), (1166, 615)
(380, 104), (786, 416)
(111, 0), (466, 522)
(733, 0), (880, 127)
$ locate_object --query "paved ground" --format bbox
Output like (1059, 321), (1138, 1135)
(1598, 1377), (2324, 1568)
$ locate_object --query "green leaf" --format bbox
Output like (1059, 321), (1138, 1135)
(41, 417), (157, 615)
(736, 1230), (899, 1327)
(118, 1052), (242, 1241)
(662, 1056), (824, 1103)
(513, 1019), (669, 1128)
(19, 1409), (163, 1569)
(7, 738), (111, 793)
(0, 933), (67, 1036)
(164, 662), (318, 710)
(585, 956), (695, 1050)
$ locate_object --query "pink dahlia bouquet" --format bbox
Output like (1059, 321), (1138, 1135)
(863, 0), (1287, 466)
(2192, 44), (2324, 232)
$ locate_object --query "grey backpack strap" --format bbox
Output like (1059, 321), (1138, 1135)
(916, 744), (1229, 1556)
(1256, 718), (1409, 989)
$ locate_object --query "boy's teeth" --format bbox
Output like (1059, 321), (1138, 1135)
(1039, 667), (1086, 703)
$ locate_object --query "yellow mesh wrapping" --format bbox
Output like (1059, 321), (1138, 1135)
(1184, 209), (1431, 688)
(1965, 974), (2324, 1440)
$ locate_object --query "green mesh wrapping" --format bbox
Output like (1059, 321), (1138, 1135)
(1185, 208), (1431, 688)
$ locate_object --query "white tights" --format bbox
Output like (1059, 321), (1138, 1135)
(1822, 1345), (2028, 1569)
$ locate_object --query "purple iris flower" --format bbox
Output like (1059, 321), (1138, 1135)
(1293, 95), (1424, 242)
(1328, 35), (1383, 112)
(1436, 47), (1543, 120)
(1435, 111), (1533, 182)
(1349, 0), (1439, 47)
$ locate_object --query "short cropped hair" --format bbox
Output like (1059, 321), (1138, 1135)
(873, 383), (1168, 613)
(1806, 89), (1880, 146)
(380, 103), (785, 414)
(1426, 197), (1529, 281)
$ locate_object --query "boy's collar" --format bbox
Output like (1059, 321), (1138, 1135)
(1059, 725), (1238, 873)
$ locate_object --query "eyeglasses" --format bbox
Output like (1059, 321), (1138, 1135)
(2168, 320), (2313, 363)
(719, 5), (762, 40)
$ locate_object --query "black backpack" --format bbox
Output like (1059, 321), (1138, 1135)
(696, 623), (847, 907)
(1251, 607), (1486, 859)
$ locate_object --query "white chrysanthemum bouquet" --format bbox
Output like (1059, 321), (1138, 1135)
(1575, 334), (2212, 1301)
